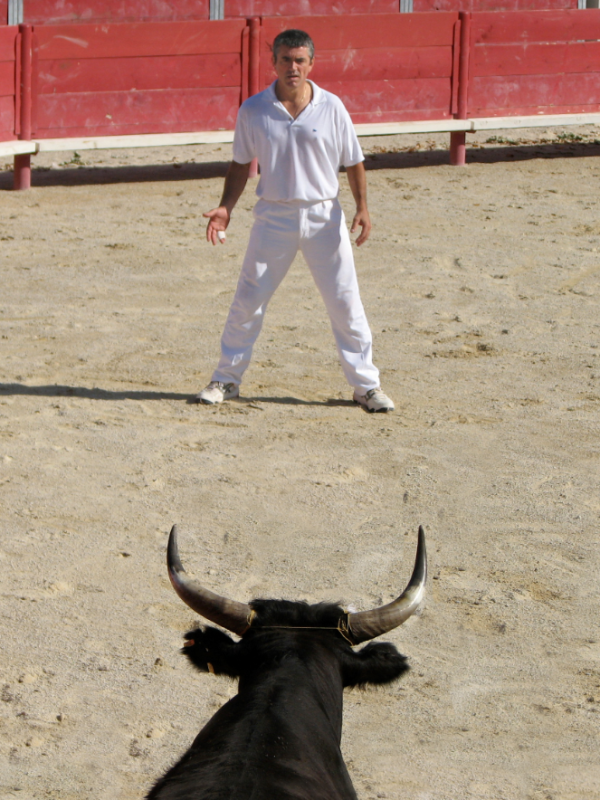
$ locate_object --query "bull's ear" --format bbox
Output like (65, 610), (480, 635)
(183, 627), (242, 678)
(341, 642), (409, 688)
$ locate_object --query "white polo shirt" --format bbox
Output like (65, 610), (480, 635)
(232, 80), (364, 204)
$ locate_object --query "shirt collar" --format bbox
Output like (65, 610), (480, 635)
(268, 80), (325, 106)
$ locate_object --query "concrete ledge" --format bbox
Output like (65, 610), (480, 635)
(34, 130), (236, 153)
(469, 113), (600, 131)
(0, 141), (37, 157)
(355, 120), (471, 136)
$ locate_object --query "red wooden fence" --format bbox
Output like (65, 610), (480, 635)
(260, 13), (460, 123)
(8, 8), (596, 141)
(31, 19), (248, 139)
(3, 9), (600, 188)
(467, 9), (600, 117)
(15, 1), (412, 25)
(11, 0), (582, 22)
(18, 1), (211, 25)
(14, 0), (401, 25)
(0, 25), (17, 141)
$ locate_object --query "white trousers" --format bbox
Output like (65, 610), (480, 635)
(211, 198), (380, 392)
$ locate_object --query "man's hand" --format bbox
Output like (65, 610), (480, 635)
(346, 162), (371, 246)
(203, 160), (251, 246)
(203, 206), (230, 246)
(350, 208), (371, 247)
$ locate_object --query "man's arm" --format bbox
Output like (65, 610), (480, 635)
(203, 160), (251, 246)
(345, 161), (371, 247)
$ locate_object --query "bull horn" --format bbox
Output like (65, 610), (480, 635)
(345, 526), (427, 644)
(167, 525), (252, 636)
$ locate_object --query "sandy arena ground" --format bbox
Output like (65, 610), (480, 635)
(1, 128), (599, 800)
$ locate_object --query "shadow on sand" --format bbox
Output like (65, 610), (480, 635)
(0, 160), (229, 191)
(2, 141), (600, 191)
(0, 382), (355, 408)
(362, 139), (600, 171)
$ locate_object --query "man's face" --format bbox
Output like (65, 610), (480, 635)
(273, 45), (314, 91)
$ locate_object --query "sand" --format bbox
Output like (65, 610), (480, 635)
(1, 127), (599, 800)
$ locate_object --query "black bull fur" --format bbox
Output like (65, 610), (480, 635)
(146, 599), (411, 800)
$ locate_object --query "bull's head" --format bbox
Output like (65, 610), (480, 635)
(167, 524), (427, 644)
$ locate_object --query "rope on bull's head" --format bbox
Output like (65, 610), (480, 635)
(244, 618), (356, 645)
(337, 615), (355, 645)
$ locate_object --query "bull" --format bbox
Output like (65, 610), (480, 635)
(147, 525), (427, 800)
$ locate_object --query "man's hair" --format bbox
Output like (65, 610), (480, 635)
(272, 29), (315, 62)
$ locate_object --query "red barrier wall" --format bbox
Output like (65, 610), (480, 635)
(19, 1), (399, 24)
(0, 25), (18, 140)
(22, 2), (210, 25)
(31, 19), (248, 138)
(5, 9), (600, 154)
(13, 0), (585, 22)
(260, 13), (460, 124)
(226, 1), (399, 14)
(468, 9), (600, 116)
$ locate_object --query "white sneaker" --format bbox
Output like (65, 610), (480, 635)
(353, 387), (395, 413)
(195, 381), (239, 405)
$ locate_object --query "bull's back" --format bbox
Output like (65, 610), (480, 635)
(147, 665), (358, 800)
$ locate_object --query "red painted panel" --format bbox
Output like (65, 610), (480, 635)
(415, 0), (577, 9)
(322, 78), (453, 119)
(471, 9), (600, 45)
(34, 86), (240, 137)
(473, 42), (600, 77)
(0, 26), (18, 52)
(260, 47), (453, 87)
(37, 53), (241, 94)
(467, 10), (600, 119)
(0, 61), (14, 95)
(309, 47), (454, 82)
(469, 73), (600, 114)
(24, 1), (210, 25)
(0, 27), (17, 141)
(0, 94), (16, 138)
(225, 0), (398, 15)
(260, 14), (459, 52)
(20, 0), (401, 22)
(350, 108), (452, 123)
(259, 15), (457, 125)
(35, 19), (247, 61)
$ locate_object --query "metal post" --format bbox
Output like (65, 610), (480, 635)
(8, 0), (24, 25)
(14, 24), (32, 190)
(209, 0), (224, 20)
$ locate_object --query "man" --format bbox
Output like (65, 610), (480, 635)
(197, 29), (394, 412)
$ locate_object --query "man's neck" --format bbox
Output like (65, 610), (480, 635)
(275, 80), (312, 119)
